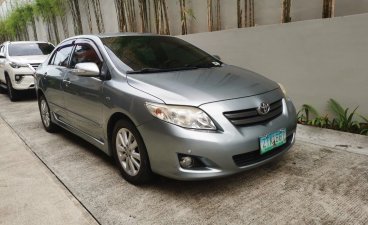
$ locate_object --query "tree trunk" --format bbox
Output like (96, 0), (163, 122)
(51, 15), (60, 44)
(85, 0), (93, 33)
(244, 0), (248, 27)
(68, 0), (83, 35)
(249, 0), (255, 26)
(162, 0), (170, 35)
(31, 16), (38, 41)
(216, 0), (221, 31)
(281, 0), (292, 23)
(46, 19), (53, 43)
(322, 0), (335, 18)
(153, 0), (170, 35)
(92, 0), (105, 33)
(56, 0), (69, 39)
(237, 0), (242, 28)
(138, 0), (149, 32)
(153, 0), (159, 33)
(125, 0), (136, 32)
(179, 0), (188, 35)
(23, 25), (30, 41)
(207, 0), (213, 31)
(115, 0), (127, 32)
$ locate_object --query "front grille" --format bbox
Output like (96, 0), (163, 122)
(29, 63), (41, 70)
(223, 99), (283, 126)
(232, 134), (293, 167)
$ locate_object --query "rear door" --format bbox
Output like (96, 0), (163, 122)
(62, 39), (105, 141)
(41, 43), (74, 122)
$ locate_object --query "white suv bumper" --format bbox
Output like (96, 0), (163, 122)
(8, 66), (35, 90)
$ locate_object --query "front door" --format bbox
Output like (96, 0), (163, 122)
(62, 41), (104, 142)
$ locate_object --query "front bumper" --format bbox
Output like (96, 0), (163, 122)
(138, 96), (297, 180)
(8, 67), (35, 90)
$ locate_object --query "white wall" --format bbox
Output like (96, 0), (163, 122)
(179, 13), (368, 117)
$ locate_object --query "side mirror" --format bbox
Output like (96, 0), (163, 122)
(213, 55), (221, 61)
(73, 62), (100, 77)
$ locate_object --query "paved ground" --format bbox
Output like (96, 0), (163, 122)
(0, 92), (367, 225)
(0, 103), (98, 224)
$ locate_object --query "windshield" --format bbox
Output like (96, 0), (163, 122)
(8, 43), (54, 56)
(101, 36), (221, 73)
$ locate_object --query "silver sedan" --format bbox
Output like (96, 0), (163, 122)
(35, 33), (297, 184)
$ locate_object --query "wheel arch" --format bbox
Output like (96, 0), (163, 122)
(106, 112), (137, 154)
(108, 112), (154, 184)
(36, 88), (45, 99)
(4, 70), (9, 79)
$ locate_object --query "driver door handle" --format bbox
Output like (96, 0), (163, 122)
(63, 79), (71, 87)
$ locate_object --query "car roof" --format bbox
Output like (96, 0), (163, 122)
(8, 41), (52, 45)
(62, 32), (164, 42)
(57, 32), (175, 48)
(96, 32), (161, 38)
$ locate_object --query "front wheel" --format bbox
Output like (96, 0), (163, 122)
(38, 95), (58, 132)
(5, 76), (18, 101)
(112, 120), (153, 185)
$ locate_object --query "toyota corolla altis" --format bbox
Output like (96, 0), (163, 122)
(35, 33), (297, 184)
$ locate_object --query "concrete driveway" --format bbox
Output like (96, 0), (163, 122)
(0, 93), (367, 225)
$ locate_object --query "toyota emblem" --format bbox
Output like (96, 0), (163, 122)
(257, 102), (270, 115)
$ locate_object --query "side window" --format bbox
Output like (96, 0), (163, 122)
(0, 45), (4, 54)
(70, 44), (102, 68)
(49, 45), (74, 67)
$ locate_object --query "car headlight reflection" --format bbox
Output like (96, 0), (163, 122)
(145, 102), (216, 130)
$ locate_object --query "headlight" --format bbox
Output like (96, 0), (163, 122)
(9, 62), (28, 69)
(145, 102), (216, 130)
(278, 82), (287, 96)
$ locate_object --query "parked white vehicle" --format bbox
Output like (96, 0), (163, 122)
(0, 41), (54, 101)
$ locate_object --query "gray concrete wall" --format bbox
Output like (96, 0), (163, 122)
(179, 13), (368, 117)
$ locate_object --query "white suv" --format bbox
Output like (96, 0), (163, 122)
(0, 41), (54, 101)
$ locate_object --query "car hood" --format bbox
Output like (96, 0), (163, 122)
(8, 55), (48, 64)
(127, 65), (279, 106)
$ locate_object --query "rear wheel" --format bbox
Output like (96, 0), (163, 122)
(5, 76), (18, 101)
(38, 95), (58, 132)
(112, 119), (153, 185)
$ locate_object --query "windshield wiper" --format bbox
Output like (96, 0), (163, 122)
(127, 66), (198, 74)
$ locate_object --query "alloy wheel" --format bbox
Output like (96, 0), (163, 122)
(40, 98), (51, 128)
(115, 128), (141, 176)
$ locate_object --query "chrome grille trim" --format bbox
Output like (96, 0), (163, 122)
(223, 99), (283, 126)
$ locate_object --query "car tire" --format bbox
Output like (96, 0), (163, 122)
(112, 119), (153, 185)
(0, 79), (7, 94)
(38, 95), (58, 133)
(0, 84), (6, 94)
(5, 76), (18, 101)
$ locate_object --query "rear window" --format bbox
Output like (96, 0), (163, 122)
(8, 43), (54, 56)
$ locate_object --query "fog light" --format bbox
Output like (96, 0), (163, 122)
(179, 156), (194, 169)
(15, 75), (23, 81)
